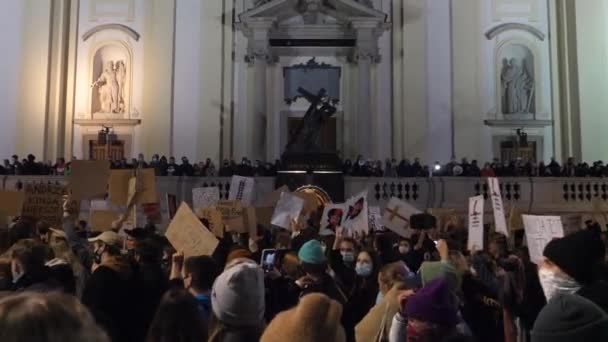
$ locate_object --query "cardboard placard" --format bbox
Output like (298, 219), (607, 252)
(108, 170), (133, 205)
(488, 178), (509, 236)
(137, 168), (157, 204)
(243, 207), (258, 238)
(197, 208), (224, 238)
(382, 197), (421, 238)
(217, 200), (245, 233)
(271, 193), (304, 230)
(255, 207), (275, 230)
(320, 204), (346, 231)
(0, 190), (26, 216)
(90, 210), (120, 232)
(342, 191), (369, 234)
(228, 176), (255, 205)
(21, 183), (65, 227)
(165, 202), (219, 257)
(523, 215), (564, 264)
(368, 206), (384, 232)
(467, 196), (484, 251)
(192, 187), (220, 210)
(259, 185), (289, 207)
(69, 160), (110, 200)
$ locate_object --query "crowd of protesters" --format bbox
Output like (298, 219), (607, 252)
(1, 191), (608, 341)
(3, 153), (608, 178)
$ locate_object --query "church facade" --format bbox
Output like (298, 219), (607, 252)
(0, 0), (607, 165)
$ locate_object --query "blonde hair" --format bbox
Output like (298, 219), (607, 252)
(0, 292), (109, 342)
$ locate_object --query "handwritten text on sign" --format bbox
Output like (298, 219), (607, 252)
(22, 183), (65, 227)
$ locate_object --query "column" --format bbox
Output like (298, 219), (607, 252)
(245, 20), (274, 161)
(353, 24), (379, 159)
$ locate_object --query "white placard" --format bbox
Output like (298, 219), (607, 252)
(228, 176), (255, 205)
(368, 206), (385, 232)
(271, 192), (305, 230)
(468, 196), (485, 251)
(381, 197), (421, 238)
(192, 187), (220, 210)
(523, 215), (564, 264)
(343, 191), (369, 234)
(320, 204), (346, 231)
(488, 178), (508, 236)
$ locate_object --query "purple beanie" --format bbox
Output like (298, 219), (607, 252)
(405, 278), (459, 327)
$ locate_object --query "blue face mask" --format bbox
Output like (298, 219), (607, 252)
(341, 251), (355, 263)
(355, 262), (373, 277)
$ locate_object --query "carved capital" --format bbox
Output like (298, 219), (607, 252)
(245, 49), (279, 65)
(348, 48), (381, 64)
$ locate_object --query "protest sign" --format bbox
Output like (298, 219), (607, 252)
(228, 176), (255, 205)
(136, 168), (157, 204)
(507, 203), (524, 231)
(523, 215), (564, 264)
(488, 178), (509, 236)
(197, 208), (224, 238)
(294, 191), (318, 215)
(320, 204), (346, 231)
(69, 160), (110, 200)
(368, 206), (384, 232)
(21, 183), (65, 227)
(343, 191), (369, 234)
(142, 202), (162, 224)
(382, 197), (421, 238)
(467, 196), (484, 251)
(259, 185), (289, 207)
(255, 207), (275, 230)
(192, 187), (220, 210)
(271, 192), (304, 230)
(0, 190), (25, 216)
(243, 207), (258, 238)
(216, 200), (245, 233)
(108, 170), (133, 205)
(90, 210), (120, 232)
(166, 202), (219, 257)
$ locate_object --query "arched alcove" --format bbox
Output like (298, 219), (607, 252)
(89, 42), (132, 116)
(497, 43), (536, 115)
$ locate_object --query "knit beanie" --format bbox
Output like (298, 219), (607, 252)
(543, 229), (605, 284)
(420, 261), (462, 296)
(405, 278), (459, 327)
(532, 294), (608, 342)
(261, 293), (346, 342)
(211, 259), (265, 327)
(298, 240), (327, 265)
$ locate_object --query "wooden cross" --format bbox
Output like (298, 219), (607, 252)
(385, 206), (409, 223)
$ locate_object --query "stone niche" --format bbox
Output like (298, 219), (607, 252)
(497, 42), (536, 118)
(89, 41), (132, 118)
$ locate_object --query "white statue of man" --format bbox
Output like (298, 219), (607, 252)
(116, 60), (127, 113)
(91, 61), (120, 113)
(501, 58), (525, 114)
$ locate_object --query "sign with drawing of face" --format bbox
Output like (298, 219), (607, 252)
(320, 204), (346, 232)
(342, 191), (369, 234)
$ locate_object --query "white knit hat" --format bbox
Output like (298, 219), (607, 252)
(211, 259), (265, 327)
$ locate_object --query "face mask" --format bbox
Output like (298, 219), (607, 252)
(356, 262), (373, 277)
(320, 243), (327, 254)
(341, 251), (355, 263)
(399, 246), (410, 255)
(538, 268), (581, 301)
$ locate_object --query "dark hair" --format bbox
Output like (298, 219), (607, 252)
(135, 238), (163, 264)
(11, 239), (49, 273)
(301, 261), (327, 276)
(147, 288), (208, 342)
(0, 292), (109, 342)
(184, 256), (219, 292)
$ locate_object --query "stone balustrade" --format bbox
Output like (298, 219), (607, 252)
(3, 176), (608, 216)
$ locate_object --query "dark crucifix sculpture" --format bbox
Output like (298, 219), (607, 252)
(286, 87), (337, 153)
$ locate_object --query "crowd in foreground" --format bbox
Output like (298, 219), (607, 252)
(1, 197), (608, 342)
(3, 153), (607, 178)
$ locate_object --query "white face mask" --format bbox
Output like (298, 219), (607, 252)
(356, 262), (373, 277)
(538, 268), (581, 301)
(341, 251), (355, 263)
